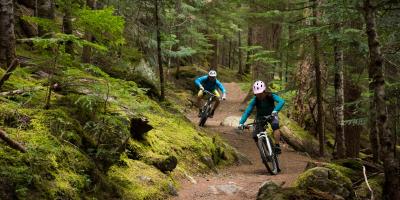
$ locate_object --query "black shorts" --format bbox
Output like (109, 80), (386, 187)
(252, 116), (280, 140)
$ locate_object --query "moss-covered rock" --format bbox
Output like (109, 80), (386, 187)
(355, 173), (384, 200)
(257, 181), (345, 200)
(295, 167), (355, 199)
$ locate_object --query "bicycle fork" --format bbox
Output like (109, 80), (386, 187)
(257, 132), (273, 157)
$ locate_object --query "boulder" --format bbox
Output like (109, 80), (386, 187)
(220, 116), (253, 127)
(295, 167), (355, 200)
(355, 173), (384, 200)
(257, 181), (310, 200)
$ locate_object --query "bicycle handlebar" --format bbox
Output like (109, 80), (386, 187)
(240, 115), (274, 130)
(202, 90), (224, 100)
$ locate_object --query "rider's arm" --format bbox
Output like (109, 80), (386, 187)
(239, 97), (256, 124)
(216, 80), (226, 94)
(272, 94), (285, 112)
(194, 75), (207, 88)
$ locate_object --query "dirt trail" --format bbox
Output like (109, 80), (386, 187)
(173, 83), (311, 200)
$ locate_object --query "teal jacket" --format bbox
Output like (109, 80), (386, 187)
(239, 94), (285, 125)
(194, 75), (226, 94)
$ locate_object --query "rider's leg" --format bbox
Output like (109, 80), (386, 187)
(271, 117), (281, 145)
(197, 90), (204, 116)
(271, 117), (281, 154)
(253, 121), (266, 149)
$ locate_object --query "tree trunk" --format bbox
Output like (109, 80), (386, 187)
(210, 37), (219, 70)
(63, 8), (73, 55)
(311, 0), (325, 156)
(0, 0), (16, 69)
(37, 0), (55, 36)
(228, 39), (232, 69)
(174, 0), (182, 79)
(221, 36), (226, 67)
(238, 30), (244, 75)
(155, 0), (164, 101)
(363, 1), (400, 199)
(369, 83), (380, 162)
(333, 26), (345, 158)
(81, 0), (96, 63)
(245, 27), (252, 74)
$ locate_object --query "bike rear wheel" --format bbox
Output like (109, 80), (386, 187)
(258, 136), (279, 175)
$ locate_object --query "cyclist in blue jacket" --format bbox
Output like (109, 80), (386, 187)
(238, 80), (285, 154)
(194, 70), (226, 118)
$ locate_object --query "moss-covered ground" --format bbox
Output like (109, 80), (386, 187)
(0, 50), (238, 199)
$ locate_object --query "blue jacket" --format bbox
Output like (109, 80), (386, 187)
(239, 94), (285, 125)
(194, 75), (226, 94)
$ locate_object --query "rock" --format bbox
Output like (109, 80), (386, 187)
(257, 181), (310, 200)
(184, 172), (197, 184)
(257, 181), (280, 200)
(167, 182), (178, 196)
(209, 182), (243, 195)
(232, 148), (252, 165)
(151, 155), (178, 173)
(220, 116), (241, 127)
(137, 175), (152, 183)
(220, 116), (255, 127)
(200, 156), (215, 170)
(355, 173), (384, 200)
(295, 167), (355, 200)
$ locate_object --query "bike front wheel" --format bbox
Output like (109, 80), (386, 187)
(258, 136), (280, 175)
(198, 105), (210, 126)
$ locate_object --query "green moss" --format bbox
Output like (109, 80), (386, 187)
(108, 159), (172, 200)
(324, 163), (361, 182)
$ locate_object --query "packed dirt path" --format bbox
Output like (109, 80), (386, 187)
(173, 82), (311, 200)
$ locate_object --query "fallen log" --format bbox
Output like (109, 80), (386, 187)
(0, 86), (42, 96)
(0, 129), (27, 153)
(279, 125), (319, 156)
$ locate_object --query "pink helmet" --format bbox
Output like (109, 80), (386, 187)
(253, 80), (266, 94)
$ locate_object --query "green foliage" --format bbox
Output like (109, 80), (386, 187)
(75, 7), (125, 47)
(21, 16), (59, 33)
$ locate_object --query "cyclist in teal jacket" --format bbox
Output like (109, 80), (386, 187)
(194, 70), (226, 118)
(239, 80), (285, 154)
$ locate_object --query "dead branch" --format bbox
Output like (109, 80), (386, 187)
(0, 129), (27, 153)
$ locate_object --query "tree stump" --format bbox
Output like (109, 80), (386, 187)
(130, 117), (153, 140)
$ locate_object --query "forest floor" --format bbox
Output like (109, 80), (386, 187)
(171, 82), (312, 200)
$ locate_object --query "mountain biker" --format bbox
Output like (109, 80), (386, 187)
(194, 70), (227, 118)
(238, 80), (285, 154)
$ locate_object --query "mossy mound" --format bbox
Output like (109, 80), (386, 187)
(295, 167), (355, 199)
(355, 173), (384, 200)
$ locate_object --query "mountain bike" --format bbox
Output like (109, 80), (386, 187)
(198, 90), (218, 127)
(240, 115), (281, 175)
